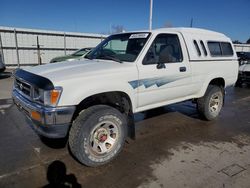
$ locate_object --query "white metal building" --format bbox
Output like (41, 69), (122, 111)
(0, 26), (107, 67)
(234, 43), (250, 53)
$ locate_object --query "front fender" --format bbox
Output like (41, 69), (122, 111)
(57, 77), (137, 112)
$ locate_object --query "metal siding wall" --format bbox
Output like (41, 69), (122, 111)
(65, 37), (75, 49)
(0, 27), (106, 67)
(41, 50), (65, 64)
(2, 32), (15, 47)
(234, 44), (250, 52)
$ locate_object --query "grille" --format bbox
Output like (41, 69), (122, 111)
(15, 78), (32, 98)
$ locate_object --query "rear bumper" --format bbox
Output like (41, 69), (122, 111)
(12, 89), (76, 138)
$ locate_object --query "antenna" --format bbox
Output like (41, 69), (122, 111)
(190, 18), (193, 28)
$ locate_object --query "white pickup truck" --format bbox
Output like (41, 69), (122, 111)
(12, 28), (238, 166)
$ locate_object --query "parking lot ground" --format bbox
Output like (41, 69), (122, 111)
(0, 74), (250, 187)
(0, 70), (14, 99)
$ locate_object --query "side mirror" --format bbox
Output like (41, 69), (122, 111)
(156, 62), (166, 69)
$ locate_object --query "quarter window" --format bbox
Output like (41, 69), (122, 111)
(143, 34), (183, 65)
(200, 40), (207, 56)
(193, 40), (201, 56)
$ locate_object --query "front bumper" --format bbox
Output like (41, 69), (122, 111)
(12, 89), (76, 138)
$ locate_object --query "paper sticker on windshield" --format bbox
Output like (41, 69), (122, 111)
(129, 33), (149, 39)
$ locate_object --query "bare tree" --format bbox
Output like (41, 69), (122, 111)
(247, 38), (250, 44)
(111, 25), (126, 34)
(163, 21), (173, 28)
(233, 40), (242, 44)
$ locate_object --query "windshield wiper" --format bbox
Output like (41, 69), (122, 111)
(84, 55), (93, 60)
(97, 55), (123, 63)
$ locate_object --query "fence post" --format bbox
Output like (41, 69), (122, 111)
(0, 33), (5, 66)
(36, 36), (42, 65)
(14, 29), (20, 67)
(64, 32), (66, 55)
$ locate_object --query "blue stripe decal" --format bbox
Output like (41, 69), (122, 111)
(128, 76), (186, 89)
(128, 80), (139, 89)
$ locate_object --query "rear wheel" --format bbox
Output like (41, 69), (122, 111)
(197, 85), (224, 121)
(69, 105), (127, 167)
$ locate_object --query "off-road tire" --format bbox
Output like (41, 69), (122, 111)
(69, 105), (127, 167)
(197, 85), (224, 121)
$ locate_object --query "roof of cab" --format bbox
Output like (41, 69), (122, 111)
(154, 27), (225, 36)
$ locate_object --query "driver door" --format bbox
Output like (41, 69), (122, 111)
(137, 33), (193, 109)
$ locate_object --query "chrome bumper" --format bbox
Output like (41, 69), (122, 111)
(12, 89), (76, 138)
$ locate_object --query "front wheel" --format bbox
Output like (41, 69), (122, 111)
(69, 105), (127, 167)
(197, 85), (224, 121)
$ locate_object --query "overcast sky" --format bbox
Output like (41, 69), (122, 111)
(1, 0), (250, 42)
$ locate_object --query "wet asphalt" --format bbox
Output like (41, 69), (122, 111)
(0, 75), (250, 188)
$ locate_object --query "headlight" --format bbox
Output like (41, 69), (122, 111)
(33, 87), (62, 107)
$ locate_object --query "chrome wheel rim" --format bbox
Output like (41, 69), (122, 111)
(209, 92), (222, 113)
(89, 121), (119, 155)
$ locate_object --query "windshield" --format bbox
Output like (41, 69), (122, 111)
(85, 32), (151, 62)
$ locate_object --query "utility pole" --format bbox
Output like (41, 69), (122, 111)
(149, 0), (153, 30)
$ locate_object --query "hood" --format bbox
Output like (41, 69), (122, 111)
(24, 59), (133, 85)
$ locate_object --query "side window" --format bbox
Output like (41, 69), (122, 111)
(200, 40), (207, 56)
(207, 42), (222, 56)
(221, 42), (233, 56)
(143, 34), (183, 65)
(207, 41), (234, 56)
(193, 40), (201, 56)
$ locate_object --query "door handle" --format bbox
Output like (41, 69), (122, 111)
(179, 66), (186, 72)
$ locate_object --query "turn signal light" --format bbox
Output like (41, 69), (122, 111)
(31, 111), (42, 122)
(50, 90), (60, 106)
